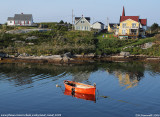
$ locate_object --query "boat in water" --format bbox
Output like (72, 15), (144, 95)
(64, 80), (96, 95)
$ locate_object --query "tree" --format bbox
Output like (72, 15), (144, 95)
(59, 20), (64, 24)
(151, 23), (159, 32)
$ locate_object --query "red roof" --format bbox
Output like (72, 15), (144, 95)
(120, 7), (147, 26)
(139, 19), (147, 26)
(120, 16), (139, 22)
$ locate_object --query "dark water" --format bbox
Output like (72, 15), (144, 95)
(0, 62), (160, 117)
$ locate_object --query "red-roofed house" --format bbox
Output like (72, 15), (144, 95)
(118, 6), (147, 39)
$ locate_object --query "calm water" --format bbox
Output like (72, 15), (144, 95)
(0, 62), (160, 117)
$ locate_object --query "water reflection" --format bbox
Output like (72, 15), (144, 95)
(105, 62), (145, 89)
(0, 62), (160, 89)
(64, 89), (96, 102)
(72, 72), (90, 83)
(0, 63), (97, 86)
(115, 72), (140, 89)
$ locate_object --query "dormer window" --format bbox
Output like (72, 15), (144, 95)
(122, 23), (126, 28)
(132, 23), (136, 28)
(81, 21), (85, 23)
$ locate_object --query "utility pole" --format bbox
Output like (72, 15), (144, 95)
(93, 17), (95, 24)
(72, 9), (74, 31)
(107, 17), (109, 27)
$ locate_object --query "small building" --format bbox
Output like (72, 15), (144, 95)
(74, 16), (91, 31)
(7, 13), (33, 26)
(92, 22), (105, 32)
(108, 23), (119, 33)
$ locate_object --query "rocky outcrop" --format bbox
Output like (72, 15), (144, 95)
(0, 53), (8, 58)
(6, 29), (52, 34)
(26, 36), (38, 40)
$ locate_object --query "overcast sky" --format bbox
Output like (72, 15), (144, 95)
(0, 0), (159, 26)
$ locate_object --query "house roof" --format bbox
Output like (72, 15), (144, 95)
(120, 16), (139, 22)
(14, 14), (32, 20)
(75, 17), (90, 21)
(7, 17), (14, 20)
(8, 14), (33, 21)
(120, 6), (147, 25)
(139, 19), (147, 26)
(75, 17), (91, 25)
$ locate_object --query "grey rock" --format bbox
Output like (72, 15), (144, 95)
(26, 36), (38, 40)
(120, 51), (130, 57)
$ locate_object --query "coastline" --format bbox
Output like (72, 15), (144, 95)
(1, 54), (160, 64)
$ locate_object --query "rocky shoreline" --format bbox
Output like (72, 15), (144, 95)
(1, 53), (160, 64)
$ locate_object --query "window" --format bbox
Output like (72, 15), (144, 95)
(132, 23), (136, 28)
(122, 23), (126, 28)
(76, 26), (80, 30)
(25, 21), (28, 24)
(15, 21), (18, 24)
(82, 26), (83, 30)
(122, 29), (126, 35)
(10, 21), (12, 23)
(81, 21), (85, 23)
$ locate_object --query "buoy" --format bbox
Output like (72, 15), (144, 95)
(100, 96), (108, 98)
(56, 84), (61, 88)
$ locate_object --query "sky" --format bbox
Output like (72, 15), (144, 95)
(0, 0), (160, 26)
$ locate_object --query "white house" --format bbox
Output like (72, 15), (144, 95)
(7, 13), (33, 26)
(92, 22), (105, 32)
(74, 16), (91, 31)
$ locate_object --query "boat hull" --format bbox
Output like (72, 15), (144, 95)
(64, 80), (96, 95)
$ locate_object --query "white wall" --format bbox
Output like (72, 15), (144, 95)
(7, 20), (33, 26)
(7, 20), (14, 26)
(92, 22), (104, 30)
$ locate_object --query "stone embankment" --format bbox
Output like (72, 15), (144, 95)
(1, 54), (160, 64)
(1, 52), (160, 64)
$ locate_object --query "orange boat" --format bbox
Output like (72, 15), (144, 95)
(64, 89), (96, 102)
(64, 80), (96, 95)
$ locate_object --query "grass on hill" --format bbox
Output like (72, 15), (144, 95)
(96, 33), (116, 40)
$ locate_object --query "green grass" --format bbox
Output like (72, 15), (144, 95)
(14, 26), (38, 29)
(120, 37), (156, 50)
(95, 32), (157, 55)
(0, 29), (159, 56)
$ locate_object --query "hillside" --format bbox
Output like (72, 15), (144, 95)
(0, 22), (159, 57)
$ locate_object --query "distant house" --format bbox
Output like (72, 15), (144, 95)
(92, 22), (105, 32)
(108, 23), (119, 33)
(74, 16), (91, 31)
(118, 7), (147, 39)
(7, 13), (33, 26)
